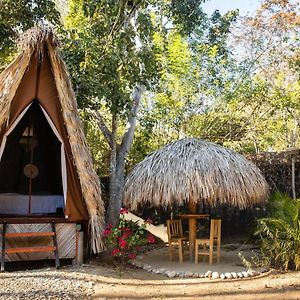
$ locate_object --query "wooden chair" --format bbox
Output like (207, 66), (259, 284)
(194, 219), (221, 264)
(167, 219), (188, 263)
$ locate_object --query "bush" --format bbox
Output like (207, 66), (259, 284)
(103, 208), (156, 264)
(254, 192), (300, 270)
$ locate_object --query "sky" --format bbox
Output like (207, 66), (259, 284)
(202, 0), (261, 16)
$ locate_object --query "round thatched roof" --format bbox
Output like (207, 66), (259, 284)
(123, 138), (269, 210)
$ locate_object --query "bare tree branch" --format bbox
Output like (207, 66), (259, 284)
(119, 84), (145, 157)
(87, 108), (113, 148)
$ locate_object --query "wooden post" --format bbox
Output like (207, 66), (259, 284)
(188, 201), (197, 214)
(187, 200), (197, 260)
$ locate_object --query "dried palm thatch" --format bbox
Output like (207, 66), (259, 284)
(0, 26), (105, 253)
(123, 138), (269, 210)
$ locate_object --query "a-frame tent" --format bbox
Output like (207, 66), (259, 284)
(0, 27), (105, 254)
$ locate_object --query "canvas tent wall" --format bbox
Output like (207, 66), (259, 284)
(0, 27), (105, 253)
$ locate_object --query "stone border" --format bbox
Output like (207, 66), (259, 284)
(130, 258), (270, 280)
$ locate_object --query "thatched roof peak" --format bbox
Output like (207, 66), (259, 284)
(123, 138), (269, 210)
(17, 26), (59, 52)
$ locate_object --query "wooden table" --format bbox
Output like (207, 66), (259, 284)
(178, 214), (210, 260)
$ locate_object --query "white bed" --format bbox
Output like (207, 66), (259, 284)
(0, 193), (64, 215)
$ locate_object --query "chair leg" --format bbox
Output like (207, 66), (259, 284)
(178, 241), (183, 263)
(209, 241), (213, 265)
(195, 241), (198, 264)
(217, 240), (221, 263)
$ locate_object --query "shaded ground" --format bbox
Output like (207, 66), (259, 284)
(135, 243), (265, 276)
(0, 256), (299, 299)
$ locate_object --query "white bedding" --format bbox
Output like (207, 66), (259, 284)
(0, 193), (64, 215)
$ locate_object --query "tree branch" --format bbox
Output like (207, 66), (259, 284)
(119, 84), (145, 157)
(87, 108), (113, 148)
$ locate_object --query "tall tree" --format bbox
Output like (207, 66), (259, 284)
(63, 0), (206, 224)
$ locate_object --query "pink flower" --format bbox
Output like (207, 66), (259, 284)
(103, 229), (112, 236)
(147, 234), (156, 244)
(122, 231), (132, 239)
(120, 208), (129, 215)
(119, 238), (127, 249)
(112, 248), (120, 256)
(106, 224), (113, 229)
(128, 253), (137, 260)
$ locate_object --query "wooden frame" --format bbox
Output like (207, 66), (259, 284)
(167, 219), (188, 263)
(195, 219), (221, 264)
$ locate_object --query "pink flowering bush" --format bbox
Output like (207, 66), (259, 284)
(103, 208), (156, 264)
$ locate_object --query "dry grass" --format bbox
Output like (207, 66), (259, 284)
(123, 138), (269, 210)
(0, 26), (105, 253)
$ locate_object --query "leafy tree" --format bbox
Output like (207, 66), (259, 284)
(0, 0), (61, 68)
(63, 0), (207, 224)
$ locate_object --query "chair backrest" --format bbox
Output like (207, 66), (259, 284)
(167, 219), (184, 241)
(209, 219), (221, 241)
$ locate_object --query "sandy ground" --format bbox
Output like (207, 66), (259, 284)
(136, 245), (265, 275)
(84, 263), (300, 300)
(0, 261), (299, 299)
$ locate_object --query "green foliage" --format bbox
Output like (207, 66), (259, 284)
(254, 193), (300, 270)
(0, 0), (61, 68)
(103, 209), (155, 263)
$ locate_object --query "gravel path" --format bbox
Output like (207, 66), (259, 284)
(0, 269), (95, 300)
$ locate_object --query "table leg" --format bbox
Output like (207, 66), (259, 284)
(189, 217), (197, 261)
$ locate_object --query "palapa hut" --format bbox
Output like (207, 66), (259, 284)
(123, 138), (269, 211)
(0, 27), (104, 266)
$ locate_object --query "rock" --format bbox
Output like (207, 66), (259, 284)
(237, 272), (243, 278)
(179, 273), (185, 278)
(231, 272), (238, 278)
(199, 273), (204, 278)
(225, 272), (232, 279)
(211, 272), (219, 279)
(242, 271), (249, 278)
(185, 272), (194, 277)
(205, 270), (212, 278)
(220, 274), (226, 280)
(167, 271), (176, 278)
(247, 269), (254, 276)
(143, 264), (151, 271)
(193, 273), (199, 278)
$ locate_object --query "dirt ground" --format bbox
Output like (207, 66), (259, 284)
(77, 261), (300, 300)
(1, 259), (300, 299)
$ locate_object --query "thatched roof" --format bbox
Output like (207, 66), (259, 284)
(123, 138), (269, 210)
(0, 27), (105, 253)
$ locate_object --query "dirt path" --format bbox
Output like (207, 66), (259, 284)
(0, 262), (299, 299)
(76, 263), (300, 300)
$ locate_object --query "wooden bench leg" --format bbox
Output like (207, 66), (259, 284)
(1, 222), (6, 272)
(195, 240), (198, 264)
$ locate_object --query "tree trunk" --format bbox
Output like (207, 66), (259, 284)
(92, 85), (145, 225)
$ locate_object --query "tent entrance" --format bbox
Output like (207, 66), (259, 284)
(0, 100), (66, 216)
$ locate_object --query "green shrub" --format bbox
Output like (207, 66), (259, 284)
(254, 192), (300, 270)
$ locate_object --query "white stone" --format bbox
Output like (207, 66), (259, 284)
(225, 272), (232, 279)
(231, 272), (238, 278)
(205, 270), (212, 278)
(167, 271), (176, 278)
(220, 274), (226, 280)
(143, 264), (151, 271)
(242, 271), (249, 278)
(211, 272), (219, 279)
(193, 273), (199, 278)
(247, 269), (254, 276)
(237, 272), (243, 278)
